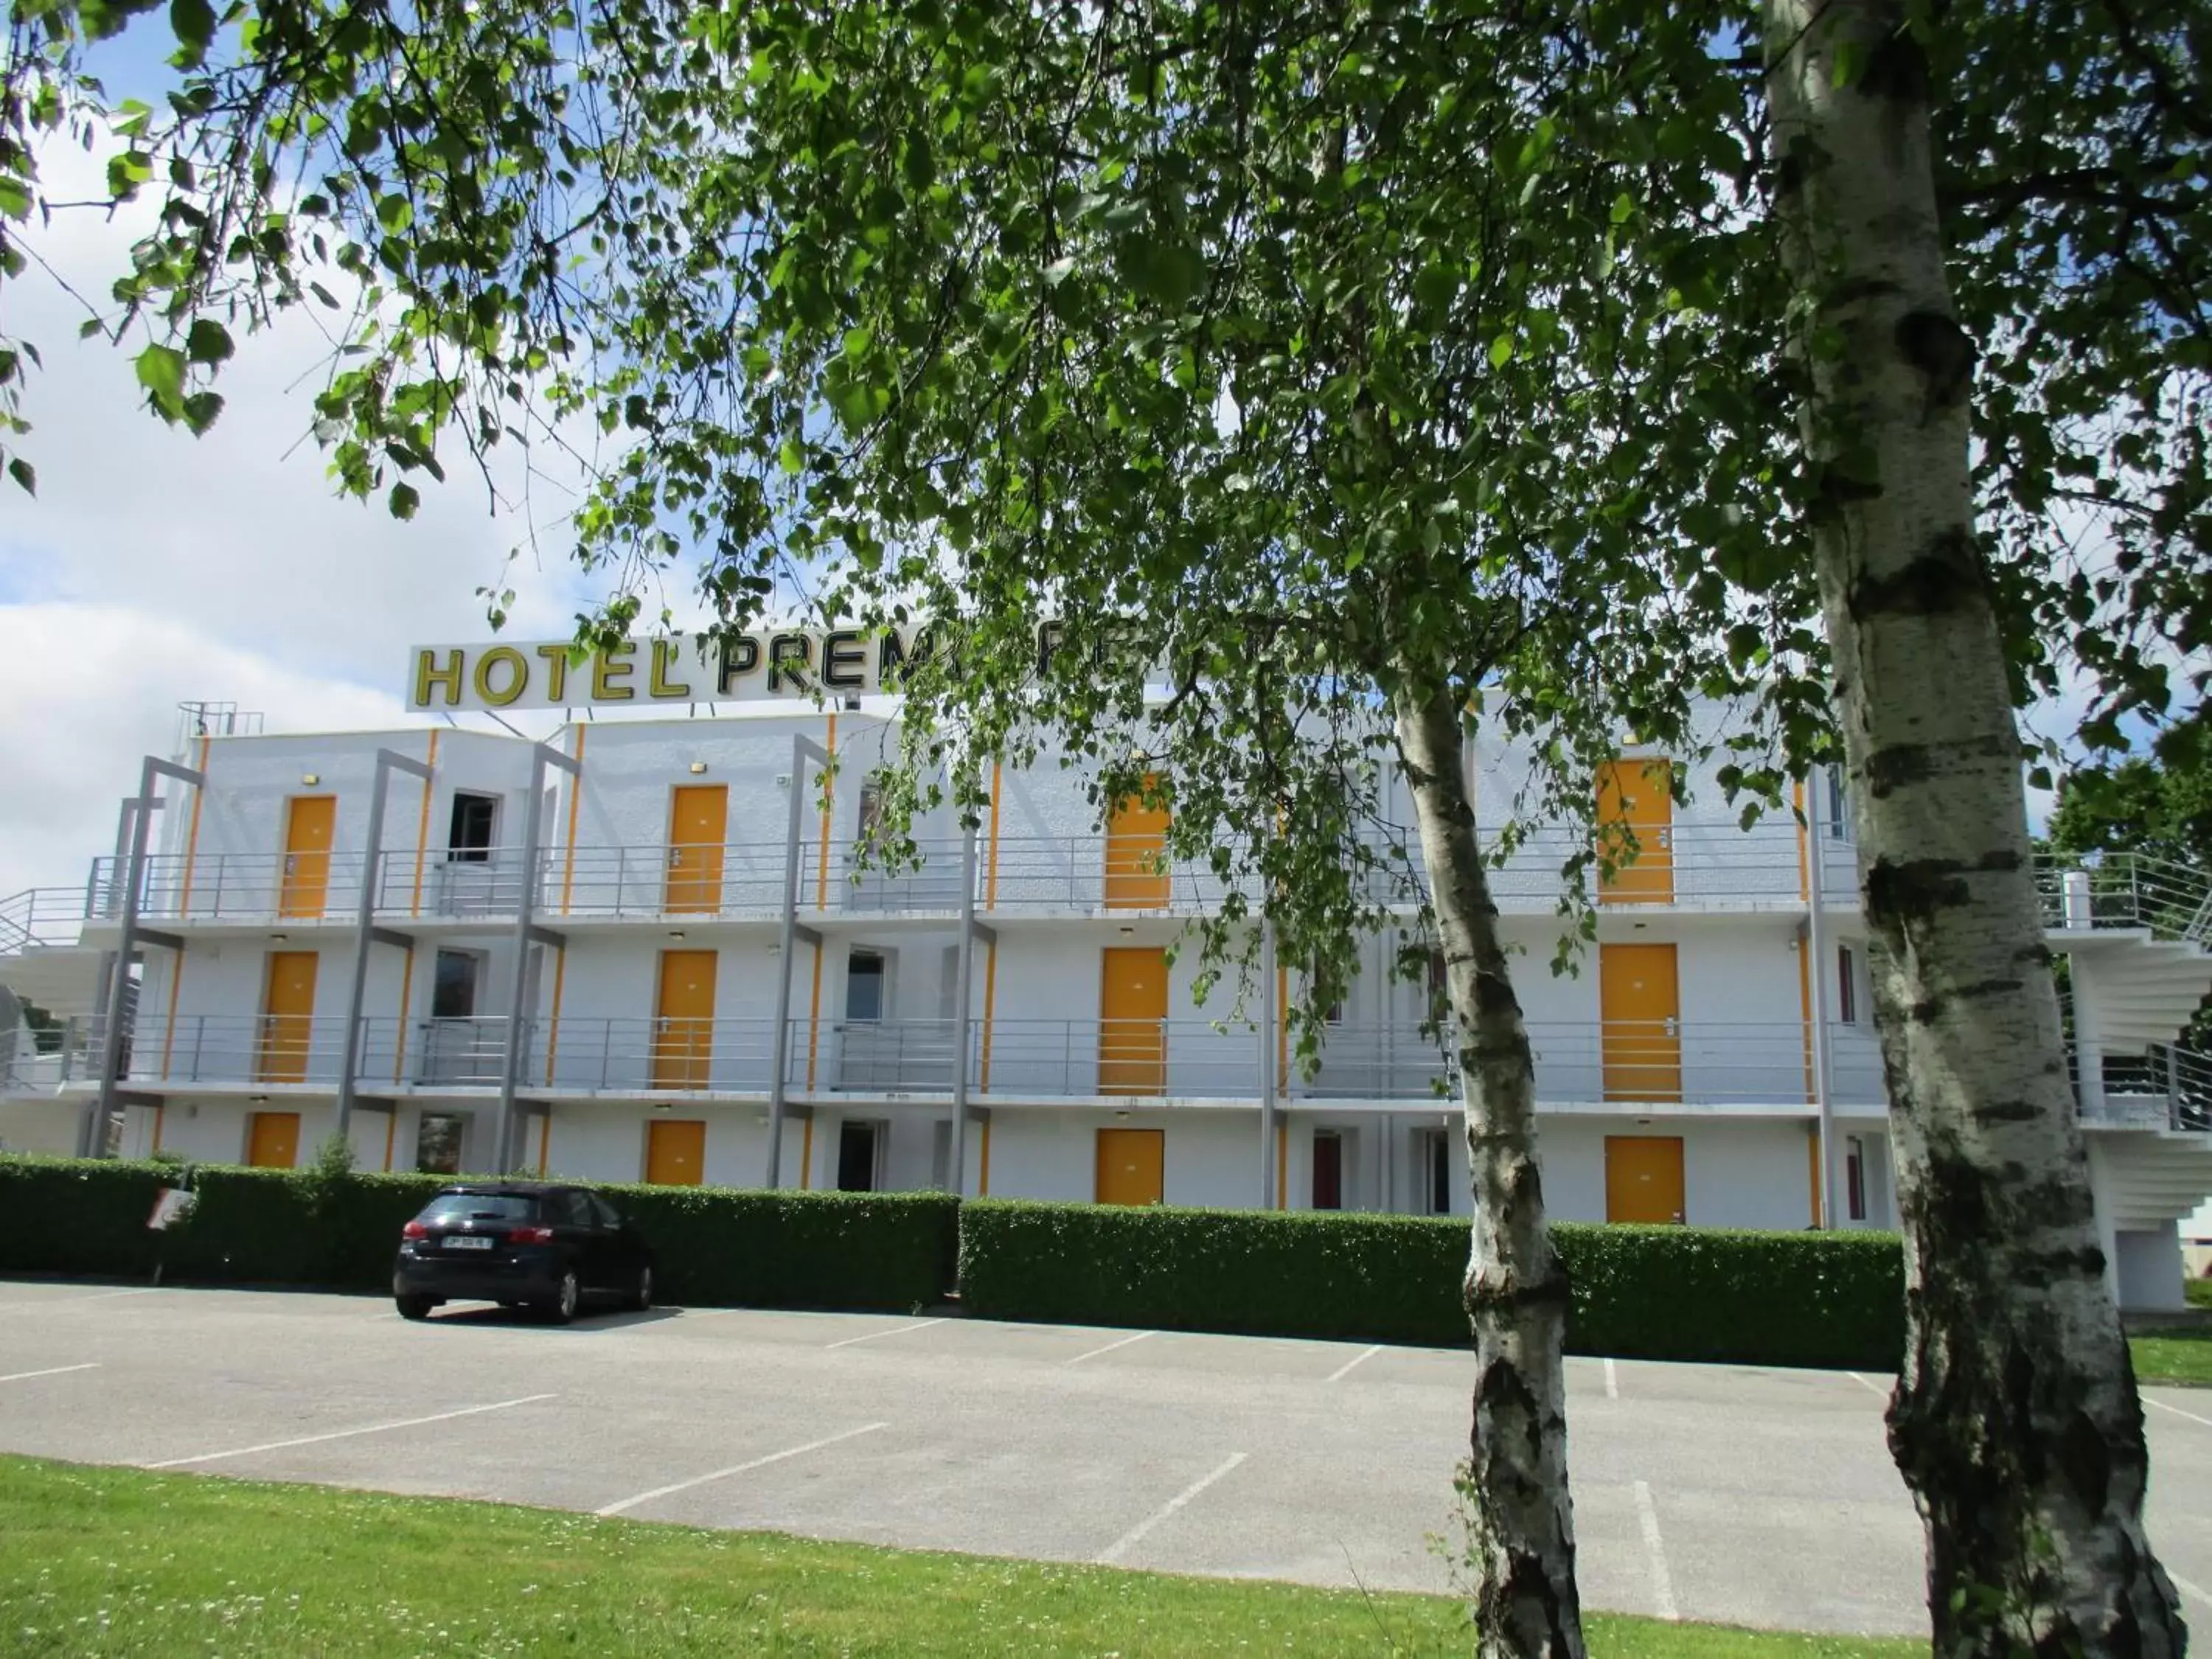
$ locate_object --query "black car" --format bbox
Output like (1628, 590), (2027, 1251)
(392, 1183), (654, 1324)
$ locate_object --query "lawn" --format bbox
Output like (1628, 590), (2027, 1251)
(2132, 1324), (2212, 1388)
(0, 1455), (1918, 1658)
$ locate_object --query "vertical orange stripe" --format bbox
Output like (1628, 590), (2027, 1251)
(177, 734), (211, 914)
(151, 1103), (165, 1155)
(1807, 1129), (1823, 1229)
(1276, 1119), (1288, 1210)
(382, 1107), (397, 1172)
(1276, 965), (1288, 1093)
(986, 759), (1003, 909)
(979, 1114), (992, 1195)
(799, 1113), (814, 1190)
(815, 712), (838, 909)
(538, 1111), (551, 1177)
(805, 947), (824, 1091)
(1798, 937), (1816, 1107)
(544, 946), (567, 1085)
(560, 724), (585, 914)
(392, 947), (416, 1085)
(409, 730), (440, 917)
(978, 940), (998, 1091)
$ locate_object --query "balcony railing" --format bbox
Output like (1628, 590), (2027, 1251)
(66, 818), (1862, 928)
(86, 1012), (1888, 1109)
(2091, 1043), (2212, 1134)
(2039, 853), (2212, 946)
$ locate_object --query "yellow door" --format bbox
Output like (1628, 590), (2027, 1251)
(1103, 779), (1170, 909)
(645, 1119), (706, 1186)
(1605, 1135), (1686, 1224)
(246, 1110), (302, 1169)
(1600, 942), (1681, 1102)
(257, 950), (319, 1084)
(1596, 759), (1673, 904)
(651, 949), (719, 1091)
(279, 795), (337, 918)
(1096, 1127), (1165, 1206)
(1099, 947), (1168, 1094)
(665, 785), (729, 913)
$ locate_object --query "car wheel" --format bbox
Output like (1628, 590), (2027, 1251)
(395, 1295), (436, 1321)
(627, 1265), (653, 1313)
(541, 1269), (580, 1325)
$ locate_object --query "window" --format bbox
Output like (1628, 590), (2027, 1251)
(431, 950), (481, 1020)
(1836, 945), (1858, 1025)
(588, 1194), (623, 1230)
(1426, 949), (1450, 1028)
(846, 950), (886, 1021)
(1421, 1128), (1453, 1216)
(415, 1114), (465, 1175)
(1309, 957), (1346, 1026)
(557, 1190), (597, 1230)
(415, 1190), (529, 1222)
(837, 1119), (880, 1192)
(858, 776), (886, 843)
(931, 1119), (954, 1192)
(447, 792), (498, 863)
(1845, 1135), (1868, 1222)
(1824, 766), (1848, 841)
(1312, 1130), (1343, 1211)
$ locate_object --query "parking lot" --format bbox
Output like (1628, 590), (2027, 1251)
(3, 1280), (2210, 1638)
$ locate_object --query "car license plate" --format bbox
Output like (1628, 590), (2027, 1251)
(444, 1236), (494, 1251)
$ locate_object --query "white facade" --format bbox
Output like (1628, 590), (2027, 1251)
(4, 697), (2209, 1307)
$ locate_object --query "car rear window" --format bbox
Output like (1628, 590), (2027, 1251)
(416, 1193), (538, 1223)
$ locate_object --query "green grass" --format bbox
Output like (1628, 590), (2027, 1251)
(0, 1455), (1916, 1658)
(2132, 1324), (2212, 1387)
(2185, 1276), (2212, 1310)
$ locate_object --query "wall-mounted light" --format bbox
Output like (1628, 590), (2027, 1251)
(689, 761), (709, 775)
(270, 933), (288, 943)
(1113, 1109), (1132, 1120)
(247, 1095), (268, 1105)
(301, 773), (321, 786)
(1118, 925), (1135, 936)
(653, 1102), (672, 1113)
(667, 930), (686, 941)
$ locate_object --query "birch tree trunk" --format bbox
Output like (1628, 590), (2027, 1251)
(1764, 3), (2185, 1650)
(1396, 675), (1585, 1659)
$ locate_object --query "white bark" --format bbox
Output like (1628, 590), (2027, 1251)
(1396, 677), (1585, 1659)
(1765, 2), (2183, 1650)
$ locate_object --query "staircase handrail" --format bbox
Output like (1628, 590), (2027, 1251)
(2037, 850), (2212, 945)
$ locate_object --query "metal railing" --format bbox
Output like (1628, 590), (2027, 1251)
(0, 885), (116, 954)
(60, 817), (1865, 931)
(2039, 852), (2212, 945)
(2094, 1043), (2212, 1134)
(82, 1008), (1891, 1107)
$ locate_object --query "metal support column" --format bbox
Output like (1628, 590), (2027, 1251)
(949, 827), (995, 1196)
(495, 742), (580, 1172)
(335, 748), (434, 1141)
(766, 734), (832, 1188)
(1258, 915), (1278, 1209)
(97, 758), (205, 1138)
(1805, 796), (1837, 1228)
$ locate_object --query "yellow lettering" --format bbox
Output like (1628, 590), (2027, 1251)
(414, 649), (465, 708)
(473, 646), (528, 707)
(534, 644), (571, 703)
(592, 640), (636, 702)
(650, 638), (693, 699)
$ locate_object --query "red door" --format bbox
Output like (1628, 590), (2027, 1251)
(1312, 1131), (1343, 1211)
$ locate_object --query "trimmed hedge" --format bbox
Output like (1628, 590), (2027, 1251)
(956, 1200), (1906, 1370)
(0, 1157), (1902, 1366)
(0, 1157), (960, 1312)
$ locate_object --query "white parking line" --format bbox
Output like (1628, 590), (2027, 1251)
(595, 1422), (889, 1517)
(1604, 1359), (1619, 1400)
(0, 1363), (100, 1385)
(1065, 1329), (1156, 1366)
(2172, 1572), (2212, 1612)
(2146, 1397), (2212, 1431)
(1325, 1345), (1382, 1384)
(4, 1288), (166, 1313)
(1632, 1480), (1679, 1621)
(824, 1318), (947, 1351)
(146, 1394), (556, 1469)
(1848, 1371), (1890, 1399)
(1096, 1453), (1248, 1565)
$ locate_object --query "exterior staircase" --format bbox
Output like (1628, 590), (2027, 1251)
(0, 887), (108, 1019)
(2042, 852), (2212, 1050)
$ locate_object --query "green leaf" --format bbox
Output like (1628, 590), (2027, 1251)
(1610, 191), (1635, 226)
(185, 319), (233, 365)
(7, 457), (34, 496)
(169, 0), (215, 60)
(389, 481), (420, 520)
(1487, 334), (1514, 369)
(0, 178), (29, 221)
(133, 344), (187, 413)
(376, 195), (414, 234)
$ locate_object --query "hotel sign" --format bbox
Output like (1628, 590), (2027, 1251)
(404, 623), (1070, 712)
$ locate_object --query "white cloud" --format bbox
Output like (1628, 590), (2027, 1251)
(0, 131), (610, 899)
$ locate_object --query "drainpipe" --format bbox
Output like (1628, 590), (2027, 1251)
(1805, 799), (1836, 1228)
